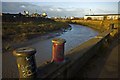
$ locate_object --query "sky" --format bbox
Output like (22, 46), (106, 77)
(2, 1), (119, 17)
(1, 0), (120, 2)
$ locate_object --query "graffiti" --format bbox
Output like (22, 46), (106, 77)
(26, 56), (33, 62)
(19, 56), (36, 77)
(21, 65), (34, 77)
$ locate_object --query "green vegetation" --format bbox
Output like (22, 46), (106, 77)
(2, 20), (69, 52)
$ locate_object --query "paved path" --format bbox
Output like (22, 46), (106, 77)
(75, 37), (119, 79)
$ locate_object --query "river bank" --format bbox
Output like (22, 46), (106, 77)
(72, 20), (119, 32)
(56, 19), (119, 33)
(2, 24), (98, 78)
(2, 20), (70, 52)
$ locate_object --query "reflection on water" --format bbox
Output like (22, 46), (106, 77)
(27, 24), (98, 66)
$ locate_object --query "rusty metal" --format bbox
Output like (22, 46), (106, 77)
(52, 38), (66, 63)
(13, 47), (37, 78)
(110, 23), (115, 30)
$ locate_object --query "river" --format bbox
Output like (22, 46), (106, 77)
(2, 24), (98, 78)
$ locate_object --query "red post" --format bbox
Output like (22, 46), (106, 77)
(52, 38), (66, 63)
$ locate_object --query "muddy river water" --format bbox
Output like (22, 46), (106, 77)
(3, 24), (98, 78)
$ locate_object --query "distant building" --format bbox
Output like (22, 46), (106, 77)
(106, 14), (120, 20)
(31, 13), (40, 17)
(42, 12), (47, 18)
(84, 14), (120, 20)
(70, 16), (75, 20)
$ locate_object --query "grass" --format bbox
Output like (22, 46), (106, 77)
(2, 19), (120, 52)
(70, 20), (119, 33)
(2, 20), (69, 52)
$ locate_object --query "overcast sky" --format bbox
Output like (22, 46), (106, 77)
(2, 2), (119, 17)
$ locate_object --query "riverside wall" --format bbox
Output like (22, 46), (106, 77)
(36, 28), (118, 79)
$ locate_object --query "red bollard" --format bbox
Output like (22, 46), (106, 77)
(52, 38), (66, 63)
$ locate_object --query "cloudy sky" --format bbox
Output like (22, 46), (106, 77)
(2, 2), (119, 17)
(1, 0), (120, 2)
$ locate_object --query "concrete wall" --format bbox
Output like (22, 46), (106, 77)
(36, 29), (117, 79)
(84, 15), (120, 20)
(107, 15), (119, 20)
(84, 15), (104, 20)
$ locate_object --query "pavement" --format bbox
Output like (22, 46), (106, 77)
(75, 36), (119, 79)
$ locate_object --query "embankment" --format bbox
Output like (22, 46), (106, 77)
(35, 20), (119, 79)
(56, 19), (119, 33)
(71, 20), (119, 32)
(2, 19), (70, 52)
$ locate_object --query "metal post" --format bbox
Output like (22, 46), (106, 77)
(13, 47), (37, 78)
(110, 23), (114, 30)
(52, 38), (66, 63)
